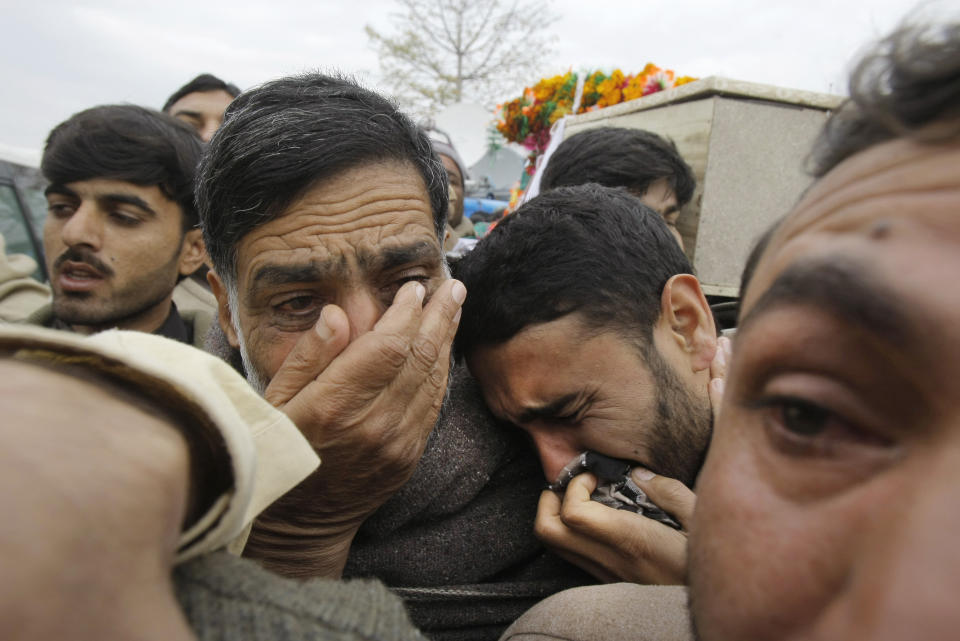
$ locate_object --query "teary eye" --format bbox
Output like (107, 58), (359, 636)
(277, 295), (317, 313)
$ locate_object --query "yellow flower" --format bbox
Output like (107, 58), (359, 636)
(596, 69), (625, 107)
(548, 104), (570, 124)
(623, 74), (647, 101)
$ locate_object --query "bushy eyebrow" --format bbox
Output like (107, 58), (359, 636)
(248, 241), (441, 293)
(359, 241), (441, 273)
(739, 258), (912, 342)
(250, 260), (346, 290)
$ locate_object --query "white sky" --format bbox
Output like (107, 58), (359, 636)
(0, 0), (927, 158)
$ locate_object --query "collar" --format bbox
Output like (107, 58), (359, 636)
(48, 302), (192, 345)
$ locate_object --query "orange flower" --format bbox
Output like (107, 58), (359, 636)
(596, 69), (625, 107)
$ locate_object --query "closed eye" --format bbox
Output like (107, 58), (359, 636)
(109, 210), (143, 227)
(47, 202), (77, 218)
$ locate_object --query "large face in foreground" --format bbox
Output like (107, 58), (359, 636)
(220, 161), (446, 388)
(688, 136), (960, 640)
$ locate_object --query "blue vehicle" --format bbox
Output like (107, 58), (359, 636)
(463, 196), (508, 220)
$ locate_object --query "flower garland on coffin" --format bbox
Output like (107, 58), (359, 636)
(495, 65), (697, 211)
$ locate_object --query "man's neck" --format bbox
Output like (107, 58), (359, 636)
(70, 297), (175, 336)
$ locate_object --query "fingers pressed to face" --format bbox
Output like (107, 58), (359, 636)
(264, 304), (352, 407)
(320, 280), (430, 391)
(711, 335), (732, 381)
(387, 278), (465, 402)
(536, 480), (687, 584)
(563, 472), (599, 500)
(708, 335), (731, 415)
(631, 469), (697, 529)
(557, 474), (624, 541)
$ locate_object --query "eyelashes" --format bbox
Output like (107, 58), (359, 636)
(746, 393), (893, 461)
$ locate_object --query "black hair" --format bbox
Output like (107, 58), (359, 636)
(454, 183), (692, 358)
(540, 127), (696, 206)
(810, 21), (960, 176)
(162, 73), (241, 113)
(197, 72), (448, 287)
(41, 104), (203, 229)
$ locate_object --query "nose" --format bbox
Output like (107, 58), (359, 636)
(528, 426), (581, 483)
(814, 435), (960, 640)
(200, 123), (217, 142)
(340, 287), (385, 342)
(58, 203), (103, 250)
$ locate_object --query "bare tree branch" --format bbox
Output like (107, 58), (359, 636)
(366, 0), (557, 116)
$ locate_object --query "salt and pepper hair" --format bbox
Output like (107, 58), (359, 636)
(196, 72), (449, 289)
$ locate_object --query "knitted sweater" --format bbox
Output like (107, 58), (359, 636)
(204, 325), (593, 641)
(176, 551), (427, 641)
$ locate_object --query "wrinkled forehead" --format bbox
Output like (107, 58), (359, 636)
(742, 136), (960, 312)
(233, 161), (443, 289)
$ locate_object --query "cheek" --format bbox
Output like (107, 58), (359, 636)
(691, 423), (872, 640)
(239, 314), (303, 381)
(42, 221), (64, 253)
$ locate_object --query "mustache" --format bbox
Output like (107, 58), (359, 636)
(53, 247), (114, 278)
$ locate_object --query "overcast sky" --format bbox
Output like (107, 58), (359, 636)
(0, 0), (929, 161)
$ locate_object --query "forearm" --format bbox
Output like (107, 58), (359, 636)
(243, 478), (362, 579)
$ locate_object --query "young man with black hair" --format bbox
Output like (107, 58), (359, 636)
(540, 126), (696, 248)
(28, 105), (210, 346)
(163, 73), (241, 142)
(502, 18), (960, 641)
(455, 184), (720, 586)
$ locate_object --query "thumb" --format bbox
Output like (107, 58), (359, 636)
(631, 468), (697, 530)
(263, 305), (351, 408)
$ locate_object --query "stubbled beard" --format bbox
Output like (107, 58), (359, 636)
(228, 286), (269, 396)
(236, 331), (269, 396)
(641, 344), (713, 488)
(51, 245), (180, 330)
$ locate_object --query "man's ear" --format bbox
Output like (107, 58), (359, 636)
(659, 273), (717, 373)
(207, 269), (240, 349)
(177, 228), (207, 276)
